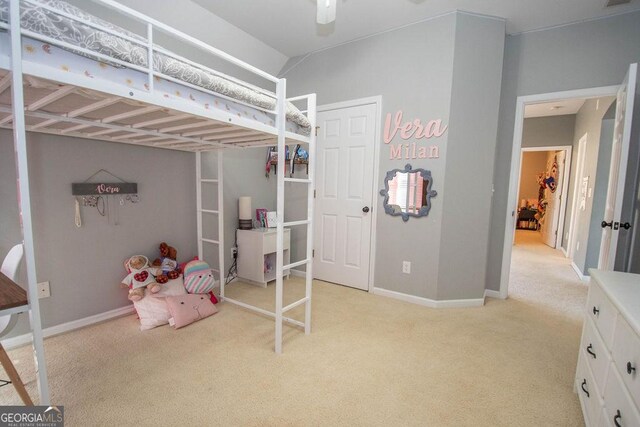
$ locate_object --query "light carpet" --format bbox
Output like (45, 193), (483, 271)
(0, 232), (588, 426)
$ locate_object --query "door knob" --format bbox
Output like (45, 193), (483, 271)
(621, 222), (632, 230)
(362, 206), (370, 213)
(601, 221), (613, 228)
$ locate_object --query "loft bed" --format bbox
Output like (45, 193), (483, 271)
(1, 0), (316, 404)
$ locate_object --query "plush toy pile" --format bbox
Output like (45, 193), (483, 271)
(120, 242), (219, 330)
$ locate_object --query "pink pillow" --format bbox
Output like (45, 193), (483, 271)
(166, 294), (217, 329)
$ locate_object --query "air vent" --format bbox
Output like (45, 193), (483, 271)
(606, 0), (631, 7)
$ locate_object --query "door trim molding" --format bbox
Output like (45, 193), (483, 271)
(317, 95), (382, 293)
(499, 85), (618, 299)
(567, 134), (588, 259)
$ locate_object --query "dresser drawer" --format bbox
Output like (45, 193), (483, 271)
(612, 315), (640, 408)
(576, 351), (604, 425)
(603, 366), (640, 427)
(587, 281), (618, 348)
(583, 316), (612, 394)
(262, 229), (290, 254)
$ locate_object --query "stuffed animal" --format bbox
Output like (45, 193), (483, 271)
(183, 260), (216, 294)
(152, 242), (181, 284)
(121, 255), (160, 301)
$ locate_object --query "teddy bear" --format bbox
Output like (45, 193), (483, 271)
(121, 255), (161, 301)
(152, 242), (181, 284)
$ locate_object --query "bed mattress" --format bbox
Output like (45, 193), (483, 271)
(0, 0), (311, 136)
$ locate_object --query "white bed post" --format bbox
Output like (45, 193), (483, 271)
(275, 78), (286, 354)
(196, 152), (203, 260)
(9, 0), (51, 404)
(217, 151), (225, 299)
(305, 94), (317, 335)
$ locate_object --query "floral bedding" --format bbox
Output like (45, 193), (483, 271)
(0, 0), (311, 135)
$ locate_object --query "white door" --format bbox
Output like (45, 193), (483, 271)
(314, 103), (376, 290)
(598, 63), (638, 270)
(543, 150), (565, 248)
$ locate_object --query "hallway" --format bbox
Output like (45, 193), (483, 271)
(509, 230), (589, 321)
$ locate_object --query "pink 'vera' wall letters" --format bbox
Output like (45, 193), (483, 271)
(383, 110), (447, 160)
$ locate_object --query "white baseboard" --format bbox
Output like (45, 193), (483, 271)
(484, 289), (503, 299)
(372, 287), (485, 308)
(571, 262), (590, 282)
(1, 305), (135, 350)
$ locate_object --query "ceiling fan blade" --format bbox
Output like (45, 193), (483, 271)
(317, 0), (336, 24)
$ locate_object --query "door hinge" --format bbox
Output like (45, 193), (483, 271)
(312, 249), (315, 258)
(315, 126), (319, 136)
(314, 190), (316, 198)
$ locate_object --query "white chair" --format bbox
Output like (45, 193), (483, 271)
(0, 243), (33, 405)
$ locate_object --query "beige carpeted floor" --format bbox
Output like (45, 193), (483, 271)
(0, 230), (588, 426)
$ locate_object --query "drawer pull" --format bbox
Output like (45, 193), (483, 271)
(614, 410), (621, 427)
(580, 379), (589, 398)
(627, 361), (636, 375)
(586, 344), (596, 359)
(592, 306), (599, 316)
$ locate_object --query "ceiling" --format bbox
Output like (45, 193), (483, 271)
(524, 99), (586, 118)
(193, 0), (640, 57)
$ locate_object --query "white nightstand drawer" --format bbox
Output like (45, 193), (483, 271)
(583, 316), (612, 394)
(262, 229), (290, 254)
(612, 316), (640, 408)
(587, 281), (617, 348)
(577, 351), (604, 425)
(603, 366), (640, 427)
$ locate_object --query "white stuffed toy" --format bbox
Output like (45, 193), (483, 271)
(121, 255), (160, 301)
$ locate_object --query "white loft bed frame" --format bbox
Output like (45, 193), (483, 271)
(2, 0), (316, 404)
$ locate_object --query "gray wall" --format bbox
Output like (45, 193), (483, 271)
(200, 148), (278, 277)
(435, 13), (505, 300)
(281, 12), (505, 300)
(562, 97), (615, 273)
(0, 130), (196, 338)
(522, 115), (576, 149)
(486, 10), (640, 292)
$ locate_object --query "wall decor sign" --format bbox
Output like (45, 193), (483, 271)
(71, 182), (137, 195)
(383, 110), (448, 160)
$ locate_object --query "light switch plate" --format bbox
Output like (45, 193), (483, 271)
(37, 281), (50, 298)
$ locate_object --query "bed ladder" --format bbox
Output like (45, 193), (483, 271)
(271, 88), (317, 353)
(195, 151), (225, 295)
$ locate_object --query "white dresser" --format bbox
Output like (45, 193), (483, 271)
(237, 228), (290, 287)
(576, 269), (640, 427)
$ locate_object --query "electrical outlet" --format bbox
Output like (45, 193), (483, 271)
(231, 247), (238, 259)
(37, 281), (50, 299)
(402, 261), (411, 274)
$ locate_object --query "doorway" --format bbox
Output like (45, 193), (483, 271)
(313, 97), (381, 291)
(499, 82), (630, 298)
(516, 147), (570, 250)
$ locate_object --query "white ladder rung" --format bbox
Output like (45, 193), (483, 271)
(201, 238), (219, 244)
(200, 209), (219, 214)
(284, 178), (311, 184)
(224, 297), (305, 328)
(283, 219), (310, 227)
(200, 179), (219, 183)
(282, 296), (309, 313)
(283, 259), (310, 270)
